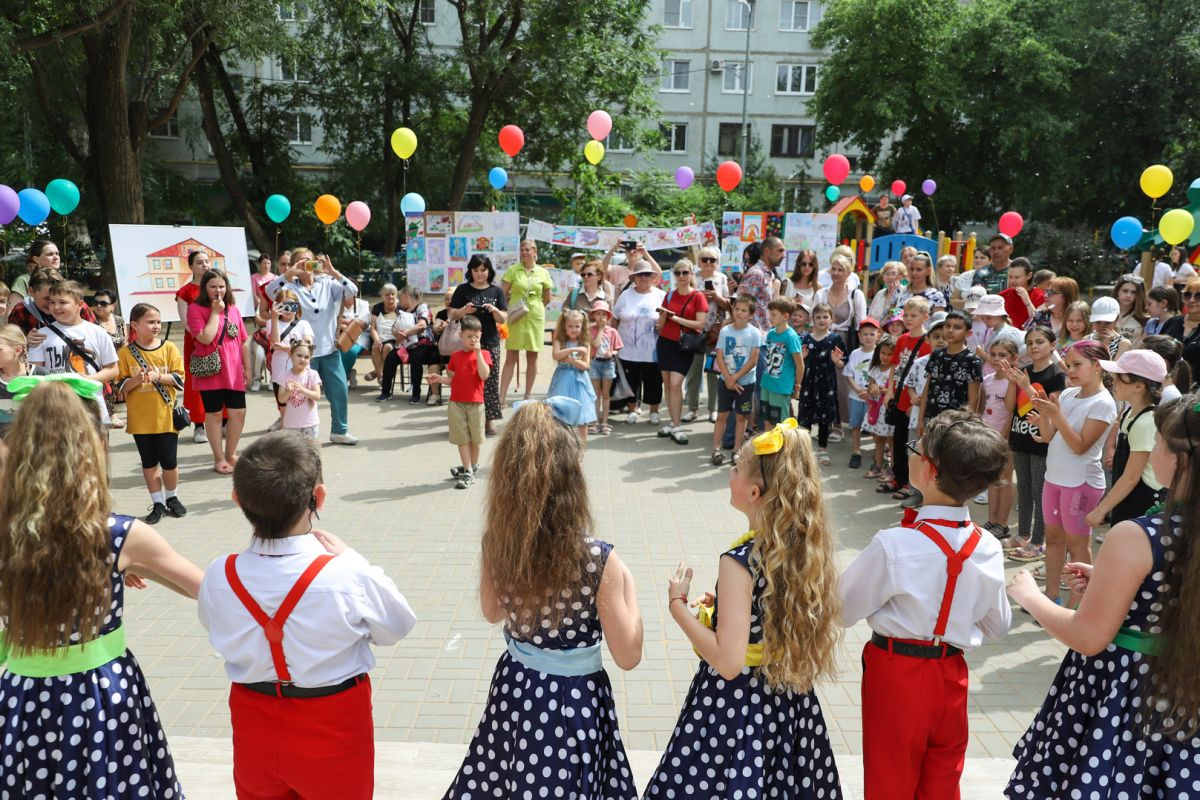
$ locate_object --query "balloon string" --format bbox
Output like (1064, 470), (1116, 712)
(275, 226), (280, 260)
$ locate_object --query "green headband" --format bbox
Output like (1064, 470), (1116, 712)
(8, 374), (103, 404)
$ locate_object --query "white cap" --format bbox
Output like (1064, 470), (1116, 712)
(962, 285), (986, 311)
(1090, 295), (1120, 323)
(974, 294), (1007, 318)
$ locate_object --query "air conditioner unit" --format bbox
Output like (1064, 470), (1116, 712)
(709, 59), (725, 73)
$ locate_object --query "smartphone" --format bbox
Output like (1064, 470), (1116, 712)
(305, 259), (323, 272)
(704, 279), (715, 291)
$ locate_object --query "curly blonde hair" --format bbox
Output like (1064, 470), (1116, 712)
(0, 382), (112, 652)
(552, 309), (592, 350)
(736, 427), (842, 691)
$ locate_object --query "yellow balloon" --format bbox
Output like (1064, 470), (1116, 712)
(1159, 208), (1195, 246)
(584, 140), (605, 165)
(859, 175), (875, 193)
(1140, 164), (1173, 199)
(314, 194), (341, 225)
(391, 127), (418, 160)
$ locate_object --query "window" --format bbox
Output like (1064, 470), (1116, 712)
(277, 2), (308, 20)
(149, 113), (179, 139)
(659, 123), (687, 154)
(723, 62), (752, 93)
(770, 124), (815, 158)
(290, 113), (313, 145)
(725, 0), (753, 30)
(606, 131), (634, 152)
(664, 0), (693, 27)
(163, 258), (173, 269)
(419, 0), (435, 24)
(166, 277), (176, 288)
(718, 123), (748, 156)
(152, 259), (161, 269)
(660, 60), (690, 92)
(280, 58), (309, 83)
(779, 0), (810, 31)
(776, 63), (818, 94)
(154, 278), (164, 289)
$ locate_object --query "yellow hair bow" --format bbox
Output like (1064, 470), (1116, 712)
(752, 418), (798, 456)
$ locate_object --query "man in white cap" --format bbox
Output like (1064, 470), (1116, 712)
(971, 233), (1015, 294)
(893, 194), (921, 235)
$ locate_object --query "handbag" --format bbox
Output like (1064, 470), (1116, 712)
(668, 291), (705, 354)
(508, 297), (528, 325)
(438, 316), (463, 357)
(610, 358), (635, 404)
(128, 343), (189, 432)
(337, 318), (365, 353)
(189, 310), (229, 378)
(885, 332), (927, 427)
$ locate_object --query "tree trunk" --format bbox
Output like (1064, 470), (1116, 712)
(382, 93), (400, 260)
(446, 96), (492, 211)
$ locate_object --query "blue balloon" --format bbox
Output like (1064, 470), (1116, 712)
(488, 167), (508, 190)
(400, 192), (426, 215)
(17, 188), (50, 226)
(1110, 216), (1143, 250)
(264, 194), (291, 224)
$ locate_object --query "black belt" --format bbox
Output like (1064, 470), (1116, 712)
(594, 356), (614, 361)
(237, 673), (366, 699)
(871, 633), (963, 659)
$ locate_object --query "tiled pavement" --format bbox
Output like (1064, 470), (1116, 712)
(106, 346), (1066, 797)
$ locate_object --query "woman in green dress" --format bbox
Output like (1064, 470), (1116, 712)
(500, 240), (553, 401)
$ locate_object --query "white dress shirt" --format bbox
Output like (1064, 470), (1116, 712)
(838, 505), (1012, 649)
(198, 533), (417, 687)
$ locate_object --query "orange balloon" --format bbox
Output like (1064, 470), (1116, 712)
(859, 175), (875, 193)
(314, 194), (341, 225)
(623, 213), (638, 228)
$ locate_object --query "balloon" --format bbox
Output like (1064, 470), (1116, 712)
(716, 161), (742, 192)
(0, 185), (18, 225)
(498, 125), (525, 157)
(1159, 208), (1195, 246)
(674, 166), (694, 190)
(825, 185), (841, 202)
(1139, 164), (1172, 199)
(623, 214), (638, 228)
(586, 110), (612, 141)
(391, 127), (417, 159)
(998, 211), (1024, 238)
(822, 154), (850, 185)
(488, 167), (508, 190)
(16, 188), (50, 226)
(264, 194), (291, 224)
(45, 179), (80, 215)
(890, 180), (906, 198)
(583, 140), (605, 165)
(400, 192), (426, 215)
(1188, 178), (1200, 206)
(921, 178), (937, 196)
(345, 201), (371, 232)
(313, 194), (341, 225)
(1109, 216), (1144, 249)
(859, 175), (875, 193)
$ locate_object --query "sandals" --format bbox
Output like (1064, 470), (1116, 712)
(876, 480), (902, 494)
(711, 450), (726, 466)
(213, 461), (234, 475)
(587, 423), (600, 434)
(892, 486), (916, 500)
(671, 429), (689, 445)
(599, 424), (613, 435)
(864, 465), (885, 479)
(1009, 542), (1045, 563)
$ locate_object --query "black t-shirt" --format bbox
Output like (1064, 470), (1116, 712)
(924, 347), (983, 419)
(450, 283), (507, 348)
(1008, 363), (1067, 455)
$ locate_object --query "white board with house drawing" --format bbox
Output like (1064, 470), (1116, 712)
(109, 224), (254, 323)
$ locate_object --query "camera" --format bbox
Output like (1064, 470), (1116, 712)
(621, 240), (638, 252)
(304, 259), (323, 272)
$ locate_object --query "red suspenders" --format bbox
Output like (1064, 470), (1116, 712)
(224, 553), (336, 684)
(907, 520), (982, 644)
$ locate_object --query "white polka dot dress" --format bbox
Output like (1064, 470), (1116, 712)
(442, 539), (637, 800)
(0, 515), (183, 799)
(1006, 514), (1200, 798)
(644, 543), (842, 799)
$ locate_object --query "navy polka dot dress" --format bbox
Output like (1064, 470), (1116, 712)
(644, 542), (842, 799)
(0, 515), (183, 799)
(443, 539), (637, 800)
(1006, 514), (1200, 798)
(798, 333), (844, 427)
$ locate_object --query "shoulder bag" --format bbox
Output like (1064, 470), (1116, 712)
(189, 309), (229, 378)
(128, 344), (189, 431)
(885, 332), (927, 428)
(669, 291), (706, 354)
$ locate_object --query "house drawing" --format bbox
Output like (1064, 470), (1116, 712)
(134, 238), (226, 296)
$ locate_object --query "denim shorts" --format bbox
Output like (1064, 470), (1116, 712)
(589, 358), (617, 381)
(848, 397), (867, 429)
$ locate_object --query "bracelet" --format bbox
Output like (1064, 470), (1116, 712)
(669, 595), (688, 607)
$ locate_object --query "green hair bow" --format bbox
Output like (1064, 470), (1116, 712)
(8, 374), (103, 404)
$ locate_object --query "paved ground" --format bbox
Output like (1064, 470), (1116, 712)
(106, 343), (1067, 798)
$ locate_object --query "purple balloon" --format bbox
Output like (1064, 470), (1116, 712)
(674, 166), (694, 190)
(0, 185), (18, 225)
(921, 178), (937, 196)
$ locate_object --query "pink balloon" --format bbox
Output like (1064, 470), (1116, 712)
(998, 211), (1024, 238)
(586, 110), (613, 142)
(345, 200), (371, 232)
(823, 154), (850, 186)
(891, 180), (907, 198)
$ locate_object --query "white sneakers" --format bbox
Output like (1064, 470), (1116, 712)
(648, 411), (661, 425)
(330, 433), (359, 445)
(681, 410), (697, 423)
(192, 426), (207, 444)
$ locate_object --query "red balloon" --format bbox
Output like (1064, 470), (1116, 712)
(498, 125), (525, 157)
(998, 211), (1024, 238)
(823, 154), (850, 186)
(716, 161), (743, 192)
(890, 180), (907, 198)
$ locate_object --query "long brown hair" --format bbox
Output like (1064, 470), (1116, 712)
(0, 382), (112, 652)
(735, 427), (842, 692)
(483, 402), (591, 628)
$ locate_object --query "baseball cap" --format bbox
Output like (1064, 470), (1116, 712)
(1099, 349), (1167, 383)
(590, 299), (614, 318)
(570, 252), (586, 261)
(989, 233), (1013, 246)
(858, 316), (881, 330)
(901, 194), (913, 202)
(1090, 296), (1120, 323)
(974, 294), (1007, 317)
(630, 262), (656, 276)
(962, 285), (987, 311)
(926, 310), (949, 332)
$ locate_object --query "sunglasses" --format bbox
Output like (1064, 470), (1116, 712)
(581, 272), (597, 277)
(1184, 291), (1200, 301)
(674, 270), (692, 276)
(699, 257), (718, 263)
(94, 301), (113, 307)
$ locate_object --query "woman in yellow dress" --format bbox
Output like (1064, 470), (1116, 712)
(499, 240), (553, 401)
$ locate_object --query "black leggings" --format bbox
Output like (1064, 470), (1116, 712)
(892, 422), (911, 486)
(133, 432), (179, 470)
(382, 345), (439, 398)
(621, 359), (663, 406)
(808, 421), (830, 449)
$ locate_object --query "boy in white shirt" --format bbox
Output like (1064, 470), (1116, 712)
(27, 279), (118, 421)
(839, 410), (1012, 800)
(842, 317), (881, 469)
(198, 432), (417, 799)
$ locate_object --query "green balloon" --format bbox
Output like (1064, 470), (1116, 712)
(1188, 178), (1200, 206)
(825, 185), (841, 202)
(265, 194), (291, 224)
(45, 179), (80, 215)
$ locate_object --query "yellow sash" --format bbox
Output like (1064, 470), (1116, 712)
(692, 531), (764, 667)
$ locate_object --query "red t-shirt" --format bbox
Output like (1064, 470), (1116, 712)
(448, 348), (492, 403)
(175, 282), (201, 343)
(999, 287), (1044, 330)
(660, 288), (709, 342)
(890, 331), (932, 413)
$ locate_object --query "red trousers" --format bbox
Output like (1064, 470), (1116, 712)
(182, 335), (206, 425)
(861, 641), (969, 800)
(229, 677), (374, 800)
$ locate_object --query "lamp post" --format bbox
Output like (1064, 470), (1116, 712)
(738, 0), (754, 168)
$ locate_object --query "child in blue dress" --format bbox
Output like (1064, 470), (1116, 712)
(443, 397), (643, 800)
(648, 418), (843, 799)
(0, 377), (205, 798)
(547, 309), (599, 440)
(1006, 393), (1200, 798)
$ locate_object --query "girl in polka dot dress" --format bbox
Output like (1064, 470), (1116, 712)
(1006, 394), (1200, 798)
(442, 398), (643, 800)
(0, 379), (205, 799)
(647, 418), (843, 799)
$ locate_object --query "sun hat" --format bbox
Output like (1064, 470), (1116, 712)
(962, 285), (986, 311)
(630, 262), (657, 277)
(885, 312), (904, 326)
(973, 294), (1007, 317)
(590, 300), (613, 318)
(1098, 349), (1167, 383)
(1090, 296), (1120, 323)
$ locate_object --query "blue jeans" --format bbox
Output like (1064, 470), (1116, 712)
(313, 351), (349, 435)
(340, 343), (365, 376)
